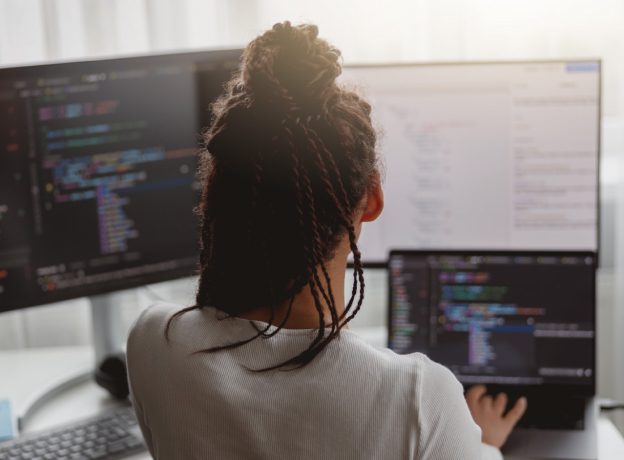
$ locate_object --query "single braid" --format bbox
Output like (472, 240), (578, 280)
(294, 122), (356, 332)
(302, 122), (369, 320)
(298, 122), (365, 322)
(294, 139), (340, 339)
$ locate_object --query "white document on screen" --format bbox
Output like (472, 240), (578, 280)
(341, 61), (600, 262)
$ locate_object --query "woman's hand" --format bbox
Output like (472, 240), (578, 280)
(465, 385), (527, 449)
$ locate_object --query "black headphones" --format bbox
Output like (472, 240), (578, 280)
(94, 353), (129, 400)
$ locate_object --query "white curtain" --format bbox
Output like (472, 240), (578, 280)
(2, 0), (621, 187)
(1, 0), (623, 160)
(1, 0), (624, 419)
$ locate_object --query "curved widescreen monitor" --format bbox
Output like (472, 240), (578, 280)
(341, 60), (601, 263)
(0, 49), (241, 312)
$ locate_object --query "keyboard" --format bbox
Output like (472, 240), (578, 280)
(0, 406), (146, 460)
(514, 394), (586, 430)
(480, 385), (587, 430)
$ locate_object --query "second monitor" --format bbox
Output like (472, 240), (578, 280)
(341, 61), (601, 262)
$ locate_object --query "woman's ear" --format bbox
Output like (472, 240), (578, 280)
(361, 174), (384, 223)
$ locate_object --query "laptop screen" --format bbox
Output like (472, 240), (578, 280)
(388, 251), (596, 387)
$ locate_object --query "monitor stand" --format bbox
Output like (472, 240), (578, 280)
(90, 293), (124, 363)
(17, 293), (127, 432)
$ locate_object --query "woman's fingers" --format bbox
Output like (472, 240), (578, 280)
(466, 384), (487, 407)
(493, 392), (508, 415)
(504, 397), (528, 427)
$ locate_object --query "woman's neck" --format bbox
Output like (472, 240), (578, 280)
(239, 247), (349, 329)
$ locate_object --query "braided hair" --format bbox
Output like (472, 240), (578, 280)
(166, 22), (378, 370)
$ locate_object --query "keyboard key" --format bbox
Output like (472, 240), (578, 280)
(87, 446), (107, 459)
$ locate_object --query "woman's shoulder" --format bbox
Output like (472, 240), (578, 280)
(127, 302), (185, 350)
(339, 332), (461, 391)
(127, 303), (236, 354)
(132, 301), (181, 328)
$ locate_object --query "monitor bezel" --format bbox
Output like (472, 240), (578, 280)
(387, 249), (597, 396)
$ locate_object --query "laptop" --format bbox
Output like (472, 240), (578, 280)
(387, 250), (598, 460)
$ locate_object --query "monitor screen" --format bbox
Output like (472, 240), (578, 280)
(388, 251), (596, 388)
(0, 49), (241, 312)
(341, 61), (601, 262)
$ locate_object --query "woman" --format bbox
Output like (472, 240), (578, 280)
(127, 22), (526, 459)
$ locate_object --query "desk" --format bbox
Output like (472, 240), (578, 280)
(2, 346), (624, 460)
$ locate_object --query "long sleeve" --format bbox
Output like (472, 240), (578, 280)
(128, 387), (156, 458)
(127, 309), (156, 458)
(482, 443), (504, 460)
(416, 357), (503, 460)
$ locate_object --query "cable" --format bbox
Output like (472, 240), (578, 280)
(598, 398), (624, 412)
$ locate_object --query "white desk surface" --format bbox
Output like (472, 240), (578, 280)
(2, 346), (624, 460)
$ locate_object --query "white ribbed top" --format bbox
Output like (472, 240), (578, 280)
(127, 302), (502, 460)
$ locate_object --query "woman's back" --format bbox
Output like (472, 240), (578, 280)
(128, 303), (492, 460)
(127, 22), (522, 459)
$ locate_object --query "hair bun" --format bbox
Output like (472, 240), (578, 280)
(242, 21), (342, 113)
